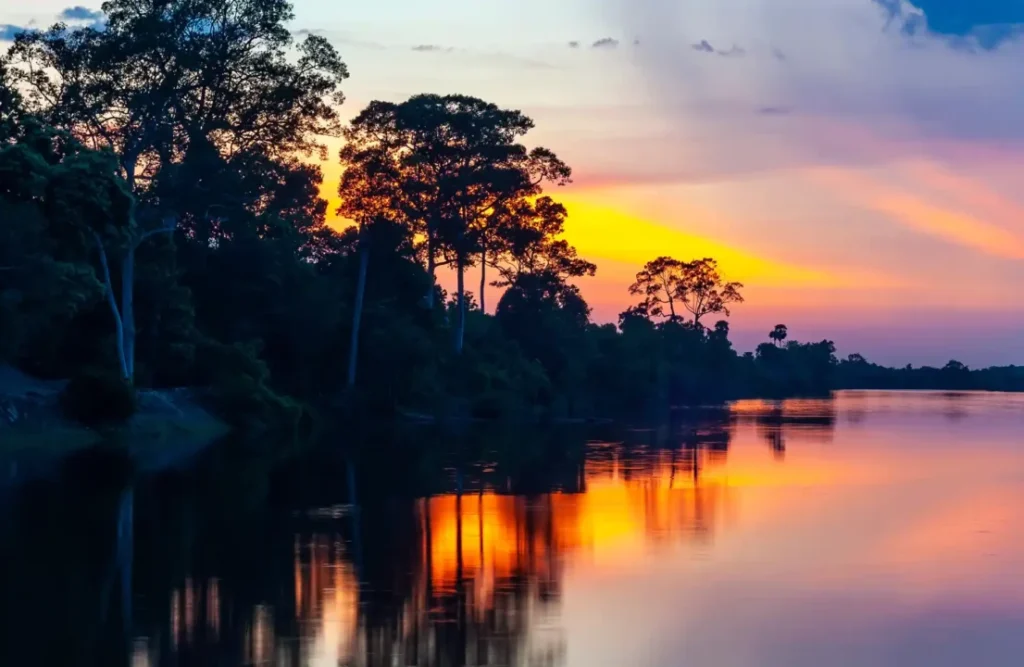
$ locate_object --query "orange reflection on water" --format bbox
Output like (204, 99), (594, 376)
(553, 451), (731, 565)
(419, 445), (736, 596)
(168, 577), (221, 651)
(293, 534), (359, 667)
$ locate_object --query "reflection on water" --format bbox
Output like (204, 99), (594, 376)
(4, 391), (1024, 666)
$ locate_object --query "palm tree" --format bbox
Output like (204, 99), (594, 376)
(769, 324), (788, 347)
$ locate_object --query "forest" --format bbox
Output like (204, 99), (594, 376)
(2, 0), (1021, 432)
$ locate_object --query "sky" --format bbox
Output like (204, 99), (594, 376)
(5, 1), (1024, 366)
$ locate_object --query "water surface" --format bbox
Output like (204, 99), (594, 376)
(2, 390), (1023, 666)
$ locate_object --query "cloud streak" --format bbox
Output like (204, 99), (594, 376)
(58, 6), (102, 21)
(411, 44), (452, 52)
(814, 168), (1024, 261)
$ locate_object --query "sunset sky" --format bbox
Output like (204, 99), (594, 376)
(5, 1), (1024, 366)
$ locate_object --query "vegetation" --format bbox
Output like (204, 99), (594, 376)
(2, 0), (1021, 432)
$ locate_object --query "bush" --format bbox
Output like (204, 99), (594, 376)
(195, 339), (305, 432)
(205, 374), (304, 433)
(60, 368), (137, 426)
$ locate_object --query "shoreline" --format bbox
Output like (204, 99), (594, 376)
(1, 366), (230, 490)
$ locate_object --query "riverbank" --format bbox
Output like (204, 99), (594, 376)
(0, 366), (229, 487)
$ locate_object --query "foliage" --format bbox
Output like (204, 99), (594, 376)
(628, 256), (743, 326)
(335, 93), (573, 353)
(195, 339), (304, 432)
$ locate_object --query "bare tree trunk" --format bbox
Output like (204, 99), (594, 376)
(425, 238), (436, 310)
(346, 236), (369, 389)
(121, 160), (138, 381)
(454, 252), (466, 355)
(121, 247), (136, 380)
(91, 231), (130, 381)
(479, 245), (487, 314)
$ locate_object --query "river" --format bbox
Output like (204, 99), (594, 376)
(2, 390), (1023, 666)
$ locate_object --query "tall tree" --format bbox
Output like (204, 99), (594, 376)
(770, 324), (788, 347)
(7, 0), (347, 381)
(628, 256), (687, 320)
(337, 94), (569, 354)
(337, 113), (405, 388)
(679, 258), (744, 327)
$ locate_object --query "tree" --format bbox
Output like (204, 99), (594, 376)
(628, 256), (687, 320)
(679, 258), (743, 327)
(493, 196), (595, 288)
(770, 324), (788, 347)
(496, 269), (592, 413)
(474, 151), (571, 313)
(336, 94), (570, 355)
(8, 0), (348, 381)
(337, 113), (406, 388)
(0, 110), (105, 369)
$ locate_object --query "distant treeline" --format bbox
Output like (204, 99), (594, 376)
(835, 356), (1024, 393)
(0, 0), (1017, 432)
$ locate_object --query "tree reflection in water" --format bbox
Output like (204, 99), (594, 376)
(1, 400), (838, 667)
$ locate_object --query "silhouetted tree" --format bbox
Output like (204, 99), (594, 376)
(629, 256), (687, 320)
(492, 196), (596, 288)
(679, 258), (743, 327)
(7, 0), (348, 382)
(337, 105), (408, 388)
(335, 94), (569, 354)
(769, 324), (788, 347)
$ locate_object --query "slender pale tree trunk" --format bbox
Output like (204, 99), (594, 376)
(90, 221), (175, 384)
(91, 233), (130, 381)
(121, 247), (136, 379)
(454, 252), (466, 354)
(122, 160), (138, 380)
(346, 230), (369, 389)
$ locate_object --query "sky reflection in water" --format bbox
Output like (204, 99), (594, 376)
(11, 390), (1024, 667)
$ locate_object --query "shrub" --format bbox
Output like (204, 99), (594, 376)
(205, 374), (303, 432)
(60, 367), (137, 426)
(195, 339), (304, 432)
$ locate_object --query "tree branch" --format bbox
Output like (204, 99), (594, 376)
(132, 215), (178, 247)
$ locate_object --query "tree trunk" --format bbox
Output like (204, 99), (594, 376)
(346, 239), (369, 389)
(425, 239), (436, 310)
(454, 252), (466, 355)
(91, 232), (130, 381)
(479, 245), (487, 314)
(121, 247), (136, 381)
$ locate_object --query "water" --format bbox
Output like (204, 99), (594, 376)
(2, 390), (1024, 666)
